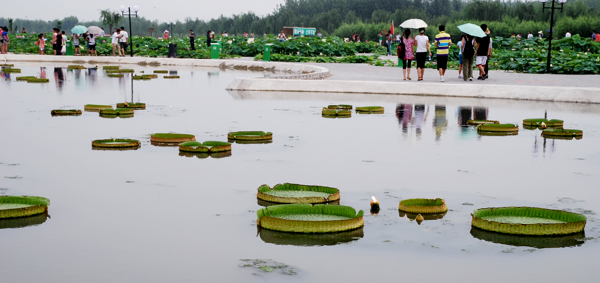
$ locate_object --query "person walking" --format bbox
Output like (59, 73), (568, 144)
(457, 34), (465, 79)
(386, 31), (393, 56)
(87, 33), (97, 56)
(401, 29), (415, 81)
(189, 30), (195, 50)
(111, 28), (122, 56)
(461, 34), (475, 81)
(73, 33), (81, 56)
(37, 34), (45, 55)
(119, 27), (128, 56)
(475, 24), (491, 80)
(434, 25), (451, 82)
(52, 28), (61, 55)
(414, 28), (431, 81)
(207, 30), (213, 46)
(484, 28), (492, 79)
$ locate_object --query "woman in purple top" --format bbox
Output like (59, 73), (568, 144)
(402, 29), (415, 80)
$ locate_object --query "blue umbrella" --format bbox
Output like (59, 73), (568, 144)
(457, 23), (486, 38)
(71, 25), (87, 34)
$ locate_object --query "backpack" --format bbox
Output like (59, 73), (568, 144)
(397, 40), (406, 59)
(463, 38), (474, 58)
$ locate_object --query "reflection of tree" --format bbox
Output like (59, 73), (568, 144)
(433, 105), (447, 141)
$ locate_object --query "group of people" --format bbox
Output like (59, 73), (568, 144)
(39, 26), (128, 57)
(397, 24), (493, 82)
(110, 27), (129, 56)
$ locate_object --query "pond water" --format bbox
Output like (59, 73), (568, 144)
(1, 64), (599, 282)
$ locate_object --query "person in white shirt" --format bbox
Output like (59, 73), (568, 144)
(111, 28), (122, 56)
(527, 31), (533, 39)
(87, 34), (97, 56)
(278, 30), (286, 42)
(119, 26), (128, 56)
(414, 28), (431, 81)
(565, 30), (572, 38)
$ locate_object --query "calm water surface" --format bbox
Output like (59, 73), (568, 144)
(1, 64), (599, 282)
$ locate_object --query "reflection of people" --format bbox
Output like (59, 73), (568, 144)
(458, 106), (472, 126)
(40, 67), (47, 79)
(54, 67), (64, 89)
(414, 105), (426, 137)
(473, 107), (488, 121)
(396, 104), (413, 134)
(433, 105), (448, 141)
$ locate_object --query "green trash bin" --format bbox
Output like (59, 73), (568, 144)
(211, 43), (220, 59)
(65, 41), (73, 56)
(264, 44), (273, 62)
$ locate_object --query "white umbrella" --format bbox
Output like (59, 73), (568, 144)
(400, 19), (428, 29)
(87, 26), (103, 36)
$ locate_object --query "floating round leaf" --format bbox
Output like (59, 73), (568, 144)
(0, 196), (50, 219)
(327, 105), (352, 110)
(257, 204), (364, 233)
(164, 76), (180, 79)
(3, 68), (21, 73)
(16, 76), (35, 81)
(108, 74), (124, 78)
(398, 198), (448, 214)
(85, 104), (113, 111)
(471, 207), (587, 236)
(523, 118), (564, 128)
(118, 69), (135, 73)
(154, 70), (168, 74)
(0, 64), (14, 67)
(99, 108), (134, 116)
(257, 183), (340, 204)
(258, 226), (363, 246)
(92, 139), (141, 148)
(228, 131), (273, 141)
(322, 107), (351, 117)
(470, 227), (585, 249)
(51, 109), (82, 116)
(116, 102), (146, 109)
(151, 133), (196, 144)
(467, 120), (499, 125)
(142, 74), (158, 79)
(27, 78), (49, 83)
(399, 210), (447, 220)
(103, 66), (120, 70)
(178, 141), (209, 153)
(201, 141), (232, 152)
(477, 123), (519, 133)
(356, 106), (384, 113)
(542, 129), (583, 138)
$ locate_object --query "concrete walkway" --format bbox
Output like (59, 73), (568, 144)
(2, 54), (599, 103)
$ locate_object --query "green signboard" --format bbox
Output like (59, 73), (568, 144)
(293, 27), (316, 37)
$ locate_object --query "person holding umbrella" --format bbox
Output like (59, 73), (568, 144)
(457, 23), (486, 81)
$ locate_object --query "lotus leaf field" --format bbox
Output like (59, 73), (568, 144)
(5, 33), (598, 74)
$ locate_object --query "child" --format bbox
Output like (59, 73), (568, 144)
(38, 34), (45, 55)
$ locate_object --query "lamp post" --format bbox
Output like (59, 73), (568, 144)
(120, 5), (139, 58)
(166, 22), (175, 38)
(540, 0), (567, 73)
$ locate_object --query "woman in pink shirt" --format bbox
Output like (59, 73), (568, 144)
(164, 30), (169, 40)
(401, 29), (415, 80)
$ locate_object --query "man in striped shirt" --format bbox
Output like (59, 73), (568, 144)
(435, 25), (452, 82)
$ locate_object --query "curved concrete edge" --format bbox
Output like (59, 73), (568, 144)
(0, 54), (330, 79)
(226, 78), (600, 104)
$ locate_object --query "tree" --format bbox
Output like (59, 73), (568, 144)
(8, 18), (13, 33)
(57, 21), (62, 30)
(100, 9), (122, 32)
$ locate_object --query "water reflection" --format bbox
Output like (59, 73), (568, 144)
(395, 104), (427, 138)
(398, 210), (447, 221)
(228, 139), (273, 145)
(178, 151), (232, 159)
(54, 67), (65, 90)
(0, 213), (48, 229)
(257, 227), (363, 246)
(433, 105), (447, 141)
(470, 227), (585, 249)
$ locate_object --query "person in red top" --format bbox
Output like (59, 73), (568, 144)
(401, 29), (415, 81)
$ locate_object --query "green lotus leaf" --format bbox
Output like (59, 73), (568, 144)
(164, 76), (180, 79)
(0, 196), (50, 219)
(27, 78), (49, 83)
(542, 128), (583, 138)
(471, 207), (587, 236)
(477, 123), (519, 133)
(257, 204), (364, 233)
(102, 66), (120, 70)
(228, 131), (273, 141)
(327, 104), (352, 110)
(67, 65), (86, 69)
(153, 70), (168, 73)
(257, 183), (340, 204)
(51, 109), (82, 116)
(467, 120), (499, 125)
(16, 76), (35, 81)
(116, 103), (146, 109)
(108, 74), (124, 78)
(2, 68), (21, 73)
(523, 118), (564, 127)
(398, 198), (448, 214)
(92, 139), (140, 148)
(356, 106), (384, 113)
(85, 104), (113, 111)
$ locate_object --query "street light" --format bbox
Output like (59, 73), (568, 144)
(540, 0), (567, 73)
(120, 4), (139, 57)
(166, 22), (175, 38)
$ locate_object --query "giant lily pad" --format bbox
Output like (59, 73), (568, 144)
(108, 74), (124, 78)
(398, 198), (448, 214)
(355, 106), (384, 114)
(257, 204), (364, 233)
(179, 141), (231, 153)
(150, 133), (196, 144)
(99, 108), (134, 116)
(477, 123), (519, 133)
(116, 103), (146, 109)
(257, 183), (340, 204)
(399, 210), (447, 221)
(164, 76), (180, 79)
(523, 118), (564, 128)
(467, 120), (499, 125)
(16, 76), (35, 81)
(2, 68), (21, 73)
(471, 207), (587, 236)
(542, 129), (583, 139)
(178, 151), (232, 159)
(470, 227), (585, 249)
(27, 78), (49, 83)
(258, 226), (363, 246)
(103, 66), (120, 70)
(0, 196), (50, 219)
(228, 131), (273, 141)
(92, 139), (141, 149)
(84, 104), (113, 112)
(154, 70), (168, 74)
(322, 107), (351, 117)
(51, 109), (82, 116)
(327, 105), (352, 110)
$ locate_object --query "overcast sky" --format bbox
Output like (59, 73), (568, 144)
(1, 0), (285, 22)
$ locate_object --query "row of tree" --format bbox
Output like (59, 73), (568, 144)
(0, 0), (599, 39)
